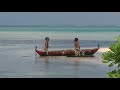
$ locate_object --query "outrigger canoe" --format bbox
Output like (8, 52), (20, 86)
(35, 45), (99, 57)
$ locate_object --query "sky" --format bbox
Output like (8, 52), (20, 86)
(0, 12), (120, 26)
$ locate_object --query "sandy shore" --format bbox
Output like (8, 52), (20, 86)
(98, 48), (110, 52)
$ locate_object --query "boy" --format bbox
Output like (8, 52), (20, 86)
(44, 37), (50, 55)
(74, 38), (80, 56)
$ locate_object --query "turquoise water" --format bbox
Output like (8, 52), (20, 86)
(0, 26), (120, 32)
(0, 26), (120, 41)
(0, 26), (119, 78)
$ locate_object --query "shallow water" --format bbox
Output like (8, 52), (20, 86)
(0, 46), (114, 78)
(0, 26), (119, 78)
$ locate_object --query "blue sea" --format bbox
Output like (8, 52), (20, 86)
(0, 26), (119, 78)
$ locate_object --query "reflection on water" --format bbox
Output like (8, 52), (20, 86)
(45, 56), (49, 64)
(74, 59), (80, 66)
(35, 56), (81, 66)
(0, 29), (117, 78)
(35, 56), (50, 78)
(34, 54), (107, 77)
(0, 46), (111, 78)
(35, 56), (82, 78)
(0, 48), (115, 77)
(43, 56), (49, 78)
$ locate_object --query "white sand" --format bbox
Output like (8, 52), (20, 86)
(98, 48), (110, 52)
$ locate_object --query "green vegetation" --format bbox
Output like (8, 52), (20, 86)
(102, 35), (120, 78)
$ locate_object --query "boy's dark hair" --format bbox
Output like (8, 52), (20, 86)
(45, 37), (49, 40)
(74, 38), (78, 41)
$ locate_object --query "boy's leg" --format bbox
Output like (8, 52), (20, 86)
(74, 52), (76, 56)
(46, 49), (48, 55)
(81, 50), (84, 55)
(77, 51), (79, 56)
(74, 50), (77, 56)
(76, 49), (79, 56)
(75, 51), (78, 56)
(78, 51), (80, 56)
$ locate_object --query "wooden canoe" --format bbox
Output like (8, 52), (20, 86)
(35, 45), (99, 56)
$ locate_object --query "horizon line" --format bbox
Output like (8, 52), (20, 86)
(0, 25), (119, 27)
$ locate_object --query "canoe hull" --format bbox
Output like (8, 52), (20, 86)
(35, 46), (99, 56)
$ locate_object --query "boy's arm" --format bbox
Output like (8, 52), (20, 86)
(79, 42), (80, 49)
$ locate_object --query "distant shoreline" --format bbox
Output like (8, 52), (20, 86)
(0, 25), (120, 27)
